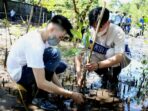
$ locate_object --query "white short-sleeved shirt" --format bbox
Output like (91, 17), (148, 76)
(7, 30), (46, 82)
(90, 23), (125, 66)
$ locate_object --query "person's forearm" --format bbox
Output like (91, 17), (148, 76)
(75, 56), (82, 72)
(33, 68), (72, 98)
(41, 80), (72, 98)
(98, 53), (123, 69)
(52, 73), (62, 87)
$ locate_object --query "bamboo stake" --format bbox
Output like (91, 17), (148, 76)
(3, 3), (12, 45)
(88, 2), (106, 62)
(38, 7), (42, 25)
(26, 6), (34, 33)
(20, 16), (25, 23)
(43, 12), (45, 23)
(3, 3), (8, 68)
(26, 0), (42, 33)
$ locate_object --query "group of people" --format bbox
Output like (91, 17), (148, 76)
(109, 11), (132, 34)
(7, 7), (128, 109)
(110, 11), (146, 36)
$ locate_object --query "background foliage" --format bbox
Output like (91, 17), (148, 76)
(29, 0), (148, 26)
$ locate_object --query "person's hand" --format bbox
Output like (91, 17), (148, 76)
(85, 62), (99, 72)
(71, 92), (84, 104)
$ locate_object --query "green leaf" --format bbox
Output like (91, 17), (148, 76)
(71, 29), (82, 40)
(82, 29), (91, 48)
(62, 48), (82, 57)
(144, 17), (148, 23)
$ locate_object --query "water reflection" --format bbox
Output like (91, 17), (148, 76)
(85, 59), (148, 110)
(83, 36), (148, 110)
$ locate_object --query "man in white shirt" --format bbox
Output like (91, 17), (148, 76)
(10, 9), (16, 21)
(7, 15), (84, 105)
(75, 7), (125, 87)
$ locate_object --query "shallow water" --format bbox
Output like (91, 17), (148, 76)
(84, 36), (148, 110)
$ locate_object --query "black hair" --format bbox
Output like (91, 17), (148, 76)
(50, 15), (73, 37)
(123, 12), (126, 16)
(88, 7), (109, 27)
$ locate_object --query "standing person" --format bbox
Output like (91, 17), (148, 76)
(109, 11), (116, 23)
(114, 11), (122, 26)
(75, 7), (126, 87)
(121, 13), (127, 32)
(7, 15), (84, 106)
(125, 15), (132, 34)
(139, 16), (145, 36)
(10, 9), (16, 21)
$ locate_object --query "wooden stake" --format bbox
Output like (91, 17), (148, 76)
(26, 0), (42, 33)
(26, 5), (34, 33)
(3, 3), (8, 68)
(38, 7), (42, 25)
(3, 3), (12, 45)
(43, 12), (45, 23)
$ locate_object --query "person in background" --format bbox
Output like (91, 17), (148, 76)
(114, 11), (122, 26)
(109, 11), (116, 23)
(125, 15), (132, 34)
(10, 9), (16, 21)
(121, 12), (127, 32)
(139, 16), (145, 36)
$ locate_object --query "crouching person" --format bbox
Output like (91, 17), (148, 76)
(75, 7), (125, 87)
(7, 15), (84, 105)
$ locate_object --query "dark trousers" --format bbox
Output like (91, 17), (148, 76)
(95, 66), (121, 88)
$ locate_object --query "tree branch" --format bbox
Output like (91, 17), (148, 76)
(72, 0), (79, 15)
(80, 0), (93, 21)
